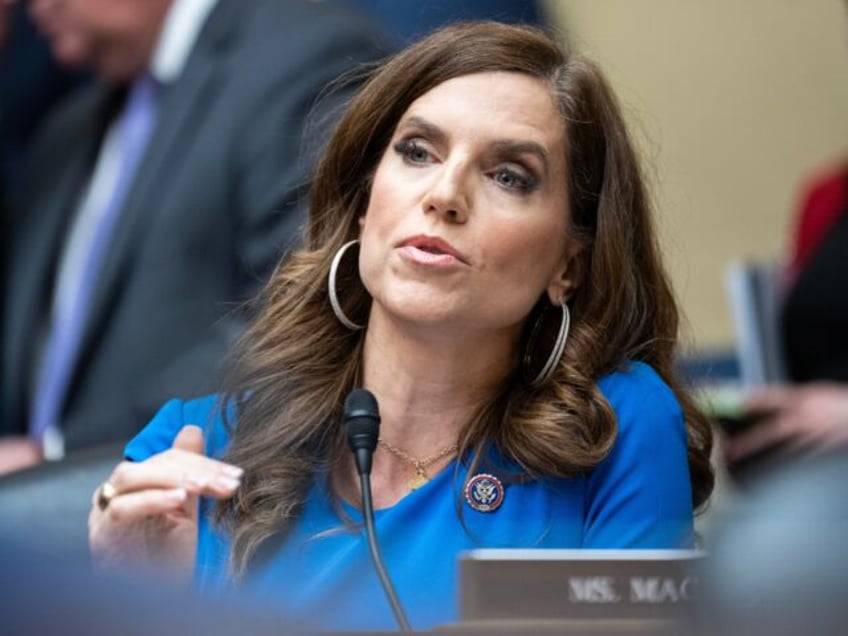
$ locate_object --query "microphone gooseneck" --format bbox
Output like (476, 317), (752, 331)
(343, 389), (412, 633)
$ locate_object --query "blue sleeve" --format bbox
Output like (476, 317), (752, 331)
(123, 395), (232, 588)
(124, 394), (226, 461)
(583, 362), (694, 548)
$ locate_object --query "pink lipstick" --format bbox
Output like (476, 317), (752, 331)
(398, 235), (469, 267)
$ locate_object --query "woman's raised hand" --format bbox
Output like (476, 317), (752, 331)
(88, 425), (242, 582)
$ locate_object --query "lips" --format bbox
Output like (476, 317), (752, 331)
(398, 235), (469, 265)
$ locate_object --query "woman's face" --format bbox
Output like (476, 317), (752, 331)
(359, 71), (578, 338)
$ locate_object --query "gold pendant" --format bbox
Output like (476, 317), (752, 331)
(408, 470), (429, 490)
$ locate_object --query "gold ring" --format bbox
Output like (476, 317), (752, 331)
(97, 481), (117, 511)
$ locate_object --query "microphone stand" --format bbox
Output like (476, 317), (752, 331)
(358, 470), (412, 633)
(345, 389), (412, 633)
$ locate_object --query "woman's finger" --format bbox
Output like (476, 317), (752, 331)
(105, 458), (241, 499)
(98, 487), (190, 525)
(171, 424), (205, 454)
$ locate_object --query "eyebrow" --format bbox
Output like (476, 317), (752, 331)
(398, 116), (551, 177)
(397, 116), (447, 145)
(490, 140), (551, 177)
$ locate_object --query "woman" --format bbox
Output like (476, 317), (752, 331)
(89, 22), (713, 632)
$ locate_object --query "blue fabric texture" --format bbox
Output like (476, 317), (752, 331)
(125, 361), (693, 632)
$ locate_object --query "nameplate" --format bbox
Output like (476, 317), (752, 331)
(459, 549), (704, 622)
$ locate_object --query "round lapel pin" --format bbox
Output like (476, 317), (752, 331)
(465, 473), (504, 512)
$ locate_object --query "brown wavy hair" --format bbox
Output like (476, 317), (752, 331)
(216, 21), (714, 575)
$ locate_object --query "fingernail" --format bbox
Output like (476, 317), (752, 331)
(216, 476), (241, 491)
(186, 475), (209, 489)
(222, 465), (244, 478)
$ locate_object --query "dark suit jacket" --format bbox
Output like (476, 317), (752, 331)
(1, 0), (388, 449)
(341, 0), (545, 43)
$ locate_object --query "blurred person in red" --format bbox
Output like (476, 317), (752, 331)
(721, 0), (848, 473)
(723, 160), (848, 469)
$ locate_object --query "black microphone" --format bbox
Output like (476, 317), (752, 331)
(343, 389), (412, 633)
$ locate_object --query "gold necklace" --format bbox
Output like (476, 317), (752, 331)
(378, 438), (459, 490)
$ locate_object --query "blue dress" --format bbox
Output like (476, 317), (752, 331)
(125, 361), (693, 632)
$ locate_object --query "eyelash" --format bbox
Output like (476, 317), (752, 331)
(490, 166), (537, 194)
(394, 139), (432, 164)
(392, 138), (538, 194)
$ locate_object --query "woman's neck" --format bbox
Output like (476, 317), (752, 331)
(361, 308), (517, 453)
(338, 306), (520, 509)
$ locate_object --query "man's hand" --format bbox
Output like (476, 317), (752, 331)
(723, 383), (848, 465)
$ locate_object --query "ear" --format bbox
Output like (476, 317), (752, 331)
(546, 240), (585, 305)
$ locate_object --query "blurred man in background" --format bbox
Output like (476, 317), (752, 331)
(0, 0), (388, 473)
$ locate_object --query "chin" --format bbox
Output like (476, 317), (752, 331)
(52, 41), (86, 68)
(380, 295), (461, 328)
(96, 58), (141, 82)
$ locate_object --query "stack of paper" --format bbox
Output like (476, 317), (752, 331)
(724, 261), (788, 387)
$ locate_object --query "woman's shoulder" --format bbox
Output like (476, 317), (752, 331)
(124, 394), (229, 462)
(598, 360), (680, 408)
(597, 361), (684, 439)
(584, 361), (694, 547)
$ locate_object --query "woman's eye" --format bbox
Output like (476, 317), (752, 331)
(493, 167), (536, 193)
(394, 139), (432, 164)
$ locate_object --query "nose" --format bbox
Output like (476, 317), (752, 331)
(421, 162), (469, 224)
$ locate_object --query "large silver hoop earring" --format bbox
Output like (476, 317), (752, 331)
(523, 300), (570, 388)
(329, 239), (365, 330)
